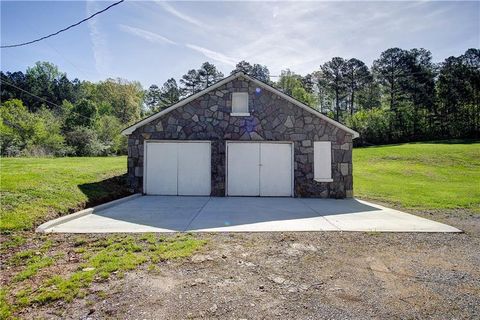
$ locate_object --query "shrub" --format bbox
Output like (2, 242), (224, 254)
(0, 100), (70, 156)
(346, 107), (390, 145)
(66, 126), (108, 156)
(0, 99), (33, 154)
(65, 98), (97, 128)
(94, 115), (127, 155)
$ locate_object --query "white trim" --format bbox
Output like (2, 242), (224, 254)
(225, 141), (294, 197)
(230, 112), (251, 117)
(232, 92), (249, 114)
(122, 72), (359, 138)
(313, 141), (333, 181)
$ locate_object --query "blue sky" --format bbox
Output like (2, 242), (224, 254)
(1, 1), (479, 87)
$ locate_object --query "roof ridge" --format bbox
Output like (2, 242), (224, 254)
(121, 72), (359, 138)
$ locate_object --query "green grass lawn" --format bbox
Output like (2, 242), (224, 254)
(1, 141), (478, 232)
(353, 141), (480, 212)
(1, 157), (129, 231)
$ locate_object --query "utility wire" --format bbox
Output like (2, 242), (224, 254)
(0, 77), (95, 122)
(1, 0), (124, 49)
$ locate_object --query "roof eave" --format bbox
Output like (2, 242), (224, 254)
(121, 72), (245, 135)
(122, 71), (360, 139)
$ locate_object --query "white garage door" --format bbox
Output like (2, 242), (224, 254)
(144, 142), (211, 195)
(227, 142), (293, 197)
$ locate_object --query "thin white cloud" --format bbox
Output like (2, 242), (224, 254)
(119, 24), (177, 45)
(186, 44), (237, 66)
(86, 0), (110, 75)
(157, 1), (207, 28)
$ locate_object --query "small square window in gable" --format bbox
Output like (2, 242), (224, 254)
(231, 92), (250, 116)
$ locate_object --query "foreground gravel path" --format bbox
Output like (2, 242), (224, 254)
(31, 212), (480, 319)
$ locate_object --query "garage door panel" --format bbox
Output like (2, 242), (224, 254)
(145, 142), (211, 196)
(178, 143), (211, 196)
(145, 143), (178, 195)
(227, 143), (260, 196)
(260, 143), (292, 196)
(227, 142), (292, 197)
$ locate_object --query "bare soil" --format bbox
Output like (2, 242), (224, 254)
(8, 212), (480, 320)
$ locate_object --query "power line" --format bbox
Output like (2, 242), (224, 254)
(1, 0), (124, 49)
(0, 77), (95, 122)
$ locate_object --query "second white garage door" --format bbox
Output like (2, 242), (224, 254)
(227, 142), (293, 197)
(144, 141), (211, 195)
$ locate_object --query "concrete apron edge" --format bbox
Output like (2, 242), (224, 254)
(35, 193), (142, 233)
(352, 198), (463, 233)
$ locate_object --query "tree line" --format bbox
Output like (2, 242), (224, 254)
(1, 47), (478, 156)
(145, 48), (479, 145)
(1, 62), (144, 156)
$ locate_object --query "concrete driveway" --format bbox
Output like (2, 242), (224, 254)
(37, 195), (461, 233)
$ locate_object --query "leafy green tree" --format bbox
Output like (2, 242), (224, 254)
(53, 75), (80, 106)
(292, 85), (317, 106)
(26, 108), (69, 156)
(0, 99), (68, 156)
(180, 69), (202, 96)
(0, 99), (34, 155)
(145, 78), (180, 113)
(94, 115), (126, 155)
(343, 58), (372, 115)
(372, 48), (410, 113)
(94, 78), (143, 124)
(66, 126), (106, 156)
(320, 57), (348, 121)
(276, 69), (302, 95)
(373, 48), (437, 140)
(159, 78), (180, 109)
(145, 84), (162, 112)
(276, 70), (317, 106)
(65, 98), (97, 128)
(404, 48), (436, 137)
(346, 108), (390, 145)
(356, 81), (381, 110)
(25, 61), (64, 111)
(1, 71), (28, 103)
(231, 60), (270, 83)
(198, 62), (224, 88)
(301, 74), (315, 93)
(437, 49), (480, 137)
(311, 70), (334, 114)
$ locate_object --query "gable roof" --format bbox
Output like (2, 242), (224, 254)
(122, 72), (359, 138)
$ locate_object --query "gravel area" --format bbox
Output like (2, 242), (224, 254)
(21, 211), (479, 320)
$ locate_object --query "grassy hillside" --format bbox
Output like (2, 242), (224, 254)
(0, 157), (129, 231)
(353, 141), (480, 212)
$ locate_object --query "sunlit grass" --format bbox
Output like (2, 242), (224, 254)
(0, 157), (128, 231)
(354, 140), (480, 212)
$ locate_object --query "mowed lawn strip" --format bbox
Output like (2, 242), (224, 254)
(353, 141), (480, 212)
(0, 157), (129, 231)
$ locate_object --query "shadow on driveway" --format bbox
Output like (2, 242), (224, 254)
(43, 194), (461, 233)
(62, 196), (383, 232)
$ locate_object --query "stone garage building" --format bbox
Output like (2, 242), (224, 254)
(122, 72), (359, 198)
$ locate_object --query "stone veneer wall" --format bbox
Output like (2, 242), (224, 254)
(127, 77), (353, 198)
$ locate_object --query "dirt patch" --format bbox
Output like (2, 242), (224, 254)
(3, 213), (479, 319)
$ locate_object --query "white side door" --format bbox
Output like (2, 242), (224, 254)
(260, 143), (292, 196)
(227, 143), (260, 196)
(177, 142), (211, 196)
(145, 142), (178, 195)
